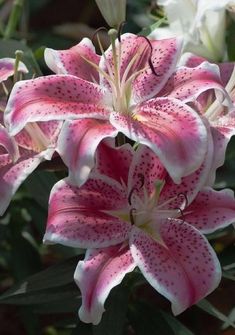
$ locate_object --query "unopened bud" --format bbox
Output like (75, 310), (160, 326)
(95, 0), (126, 28)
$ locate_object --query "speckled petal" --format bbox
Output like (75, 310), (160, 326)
(132, 37), (183, 104)
(75, 245), (135, 325)
(0, 58), (28, 82)
(110, 97), (207, 183)
(95, 142), (134, 185)
(127, 144), (166, 196)
(185, 187), (235, 233)
(160, 62), (228, 104)
(45, 38), (100, 82)
(57, 119), (118, 186)
(5, 75), (111, 135)
(159, 128), (214, 207)
(0, 125), (19, 161)
(130, 222), (221, 315)
(0, 148), (51, 215)
(44, 175), (130, 248)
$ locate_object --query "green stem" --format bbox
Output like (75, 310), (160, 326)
(4, 0), (24, 40)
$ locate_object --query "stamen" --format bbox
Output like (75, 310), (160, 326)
(177, 192), (188, 209)
(91, 27), (109, 46)
(176, 207), (185, 222)
(129, 208), (136, 225)
(117, 21), (127, 42)
(138, 35), (160, 76)
(128, 173), (145, 205)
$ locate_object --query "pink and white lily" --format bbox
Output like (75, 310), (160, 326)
(0, 58), (62, 215)
(44, 143), (235, 324)
(4, 33), (228, 185)
(179, 53), (235, 184)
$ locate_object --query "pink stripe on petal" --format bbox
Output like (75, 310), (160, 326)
(111, 97), (207, 183)
(132, 37), (183, 104)
(45, 38), (100, 82)
(5, 75), (111, 135)
(185, 187), (235, 233)
(130, 222), (221, 315)
(44, 176), (130, 248)
(57, 119), (118, 186)
(95, 141), (134, 185)
(75, 245), (135, 325)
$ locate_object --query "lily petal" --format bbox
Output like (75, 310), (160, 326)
(0, 125), (19, 161)
(130, 222), (221, 315)
(95, 141), (134, 185)
(4, 75), (111, 135)
(160, 62), (229, 104)
(75, 245), (135, 325)
(0, 58), (28, 82)
(132, 37), (183, 104)
(185, 187), (235, 233)
(44, 176), (130, 248)
(0, 149), (51, 215)
(57, 119), (118, 186)
(45, 38), (100, 82)
(110, 97), (207, 183)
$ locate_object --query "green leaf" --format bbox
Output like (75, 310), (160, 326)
(197, 299), (235, 328)
(0, 39), (41, 76)
(0, 255), (82, 304)
(25, 170), (59, 209)
(159, 310), (194, 335)
(93, 283), (130, 335)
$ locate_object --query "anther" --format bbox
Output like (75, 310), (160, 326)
(117, 21), (127, 42)
(92, 27), (109, 46)
(177, 192), (188, 209)
(138, 35), (160, 76)
(129, 208), (136, 225)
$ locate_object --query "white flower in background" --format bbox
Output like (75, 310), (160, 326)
(151, 0), (235, 61)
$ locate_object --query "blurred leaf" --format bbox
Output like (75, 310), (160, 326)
(226, 20), (235, 61)
(139, 17), (167, 36)
(0, 39), (41, 76)
(71, 321), (92, 335)
(25, 170), (59, 209)
(0, 255), (81, 304)
(159, 310), (194, 335)
(197, 299), (235, 328)
(93, 283), (130, 335)
(129, 301), (194, 335)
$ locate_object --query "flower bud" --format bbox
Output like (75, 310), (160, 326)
(95, 0), (126, 28)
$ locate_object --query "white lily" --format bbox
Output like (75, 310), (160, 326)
(151, 0), (235, 61)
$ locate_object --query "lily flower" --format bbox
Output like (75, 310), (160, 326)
(43, 143), (235, 324)
(177, 53), (235, 184)
(152, 0), (235, 61)
(0, 58), (62, 215)
(4, 33), (228, 185)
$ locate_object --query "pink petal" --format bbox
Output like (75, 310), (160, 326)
(5, 75), (111, 135)
(0, 125), (19, 161)
(179, 53), (206, 68)
(15, 121), (62, 152)
(130, 222), (221, 315)
(95, 141), (134, 185)
(0, 149), (50, 215)
(75, 245), (135, 325)
(45, 38), (100, 82)
(160, 62), (228, 104)
(159, 129), (214, 207)
(44, 176), (130, 248)
(218, 62), (234, 86)
(0, 58), (28, 82)
(185, 187), (235, 233)
(132, 37), (183, 104)
(57, 119), (118, 186)
(127, 144), (166, 196)
(110, 97), (207, 183)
